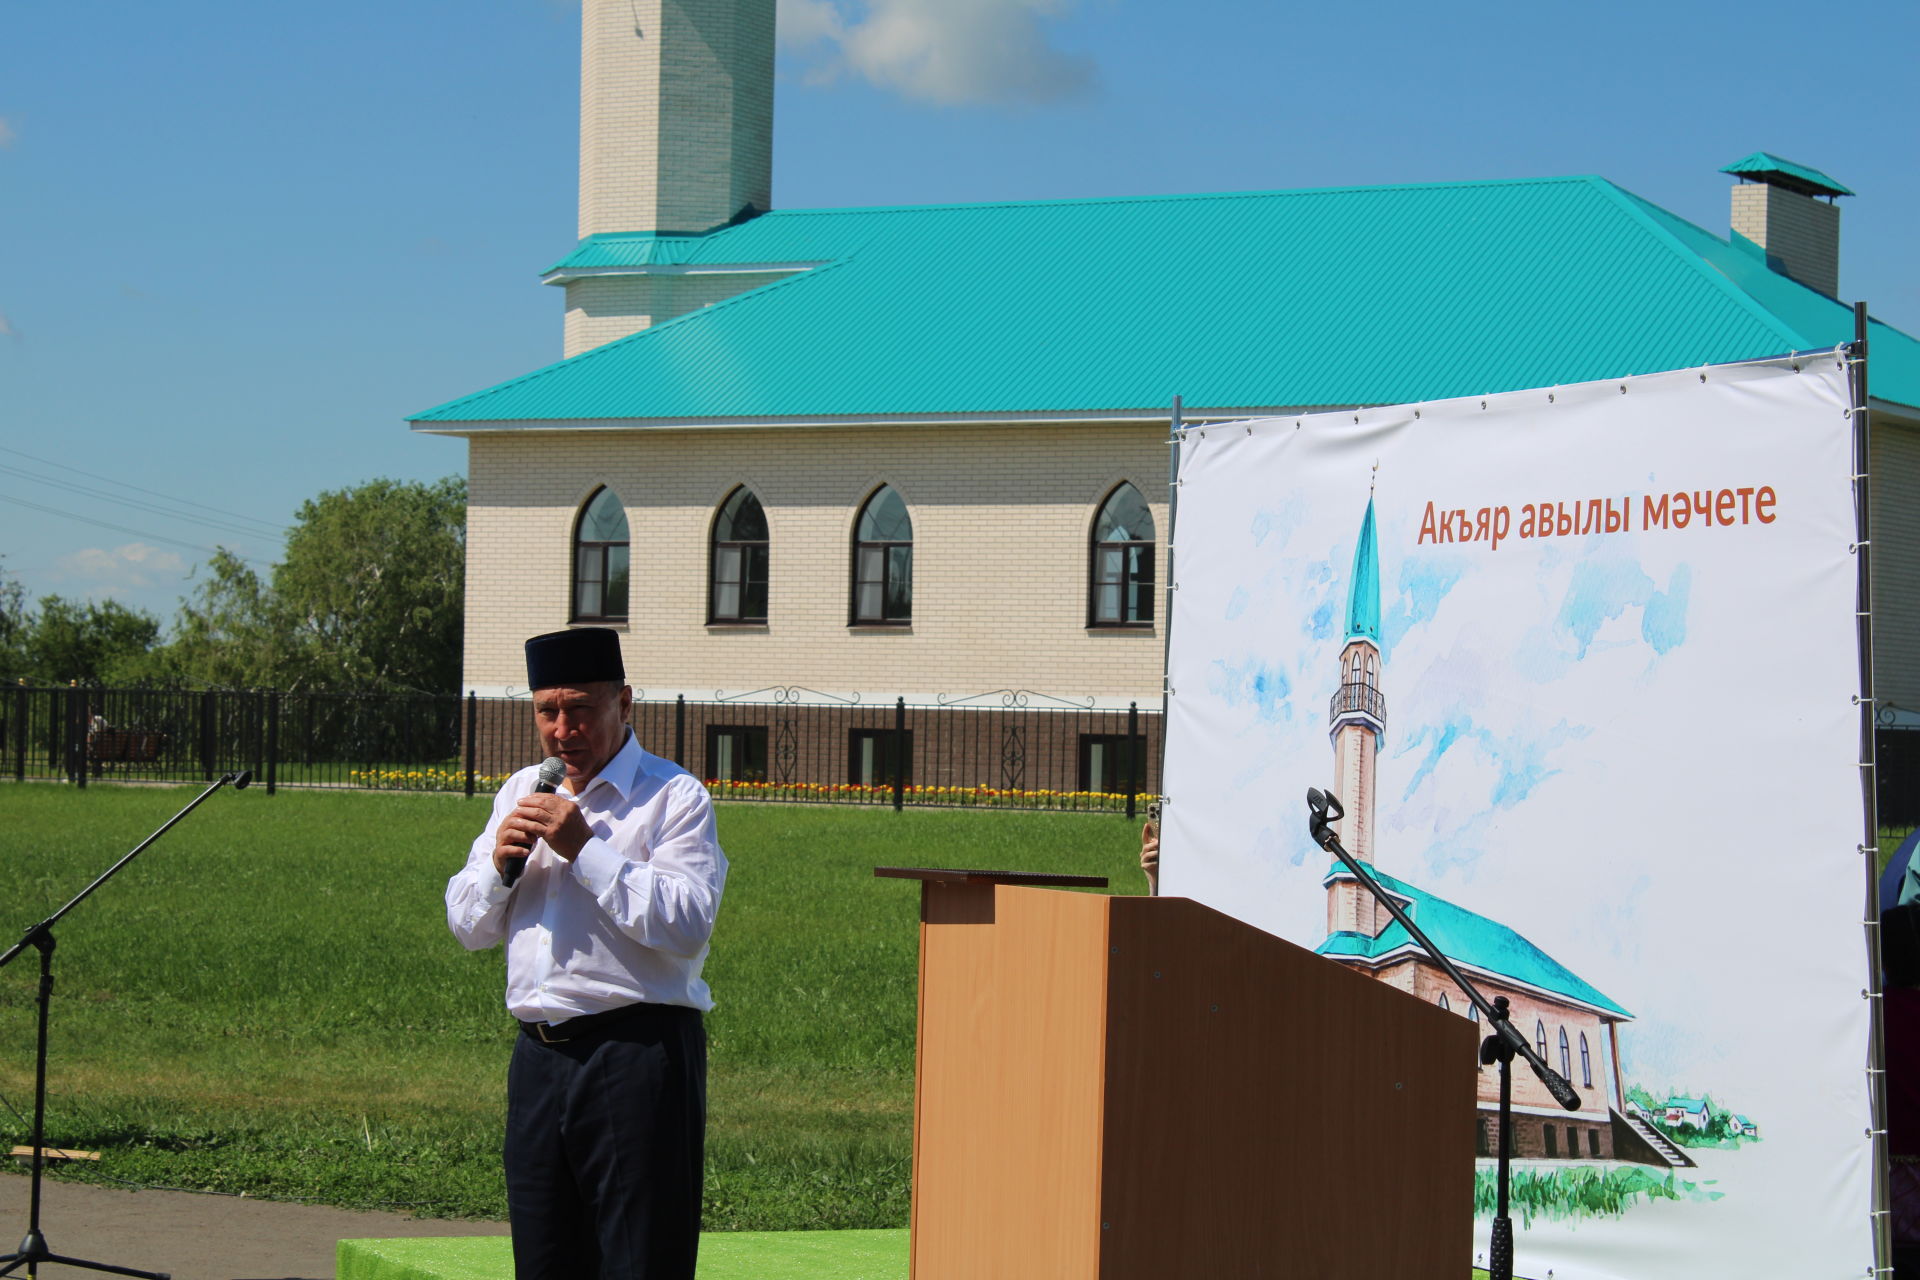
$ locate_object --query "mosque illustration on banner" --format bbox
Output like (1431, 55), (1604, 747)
(1312, 489), (1697, 1169)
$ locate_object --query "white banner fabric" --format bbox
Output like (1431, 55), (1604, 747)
(1160, 355), (1871, 1277)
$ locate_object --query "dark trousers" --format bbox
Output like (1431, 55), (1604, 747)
(505, 1004), (707, 1280)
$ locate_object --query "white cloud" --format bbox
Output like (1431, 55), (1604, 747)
(56, 543), (188, 590)
(777, 0), (1097, 107)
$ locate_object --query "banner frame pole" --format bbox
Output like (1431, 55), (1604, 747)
(1155, 396), (1183, 895)
(1850, 302), (1890, 1277)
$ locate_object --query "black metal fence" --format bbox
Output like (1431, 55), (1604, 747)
(0, 685), (1161, 815)
(9, 683), (1915, 831)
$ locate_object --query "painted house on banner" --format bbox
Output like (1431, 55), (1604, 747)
(410, 0), (1920, 801)
(1315, 493), (1690, 1168)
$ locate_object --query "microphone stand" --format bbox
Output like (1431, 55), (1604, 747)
(1305, 787), (1579, 1280)
(0, 771), (251, 1280)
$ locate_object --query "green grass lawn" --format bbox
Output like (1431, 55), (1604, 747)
(0, 784), (1146, 1227)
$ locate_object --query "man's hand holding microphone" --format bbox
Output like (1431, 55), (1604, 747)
(493, 757), (594, 885)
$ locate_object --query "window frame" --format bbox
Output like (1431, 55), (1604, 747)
(571, 486), (631, 624)
(848, 728), (913, 790)
(850, 486), (913, 626)
(709, 486), (770, 625)
(1077, 732), (1147, 796)
(1087, 482), (1156, 629)
(705, 723), (769, 784)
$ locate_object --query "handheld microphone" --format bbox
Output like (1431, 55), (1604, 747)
(502, 757), (565, 888)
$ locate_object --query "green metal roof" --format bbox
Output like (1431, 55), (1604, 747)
(544, 232), (712, 272)
(413, 174), (1920, 427)
(1720, 151), (1854, 198)
(1316, 866), (1633, 1019)
(541, 229), (830, 276)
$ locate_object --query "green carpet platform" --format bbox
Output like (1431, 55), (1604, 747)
(336, 1229), (907, 1280)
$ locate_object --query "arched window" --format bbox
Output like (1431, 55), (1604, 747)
(852, 486), (912, 624)
(710, 487), (769, 623)
(1089, 483), (1155, 626)
(573, 487), (629, 622)
(1579, 1032), (1592, 1087)
(1558, 1027), (1572, 1080)
(1436, 992), (1450, 1011)
(1468, 1002), (1479, 1024)
(1534, 1020), (1547, 1061)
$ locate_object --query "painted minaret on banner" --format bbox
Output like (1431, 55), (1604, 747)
(1327, 487), (1385, 940)
(1315, 487), (1686, 1168)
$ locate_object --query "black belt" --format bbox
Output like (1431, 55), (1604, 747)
(518, 1001), (690, 1045)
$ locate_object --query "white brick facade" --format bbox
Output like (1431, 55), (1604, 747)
(1730, 182), (1841, 298)
(1873, 420), (1920, 715)
(464, 422), (1169, 702)
(561, 270), (792, 356)
(578, 0), (774, 239)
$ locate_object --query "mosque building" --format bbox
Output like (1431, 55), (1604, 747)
(1314, 491), (1691, 1167)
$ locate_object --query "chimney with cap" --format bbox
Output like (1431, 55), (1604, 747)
(1723, 151), (1852, 299)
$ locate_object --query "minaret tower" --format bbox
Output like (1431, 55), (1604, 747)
(1326, 478), (1386, 939)
(558, 0), (777, 355)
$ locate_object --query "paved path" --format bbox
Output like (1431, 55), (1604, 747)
(0, 1173), (506, 1280)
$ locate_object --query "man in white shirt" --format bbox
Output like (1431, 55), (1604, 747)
(446, 628), (727, 1279)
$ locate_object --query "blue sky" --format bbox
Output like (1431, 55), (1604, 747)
(4, 0), (1916, 620)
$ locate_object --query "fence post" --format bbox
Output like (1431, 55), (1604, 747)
(12, 685), (25, 783)
(1125, 701), (1140, 821)
(265, 693), (280, 795)
(465, 692), (478, 799)
(200, 689), (216, 782)
(67, 686), (86, 788)
(674, 694), (687, 768)
(893, 697), (906, 812)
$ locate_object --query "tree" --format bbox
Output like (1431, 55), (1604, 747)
(129, 549), (286, 688)
(271, 476), (466, 694)
(5, 477), (465, 694)
(0, 558), (26, 680)
(17, 595), (162, 685)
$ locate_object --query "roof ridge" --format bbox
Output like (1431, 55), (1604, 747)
(756, 173), (1607, 221)
(1587, 178), (1812, 350)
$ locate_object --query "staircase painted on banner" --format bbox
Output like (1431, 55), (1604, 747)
(1612, 1109), (1696, 1168)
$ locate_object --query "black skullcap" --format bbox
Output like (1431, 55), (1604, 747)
(525, 628), (625, 690)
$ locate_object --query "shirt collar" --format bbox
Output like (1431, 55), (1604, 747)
(573, 728), (644, 804)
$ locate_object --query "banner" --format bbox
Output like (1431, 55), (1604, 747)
(1160, 354), (1872, 1276)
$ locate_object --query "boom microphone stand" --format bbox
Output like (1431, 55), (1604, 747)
(1305, 787), (1579, 1280)
(0, 771), (252, 1280)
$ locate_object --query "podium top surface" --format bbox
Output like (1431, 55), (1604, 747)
(873, 866), (1109, 888)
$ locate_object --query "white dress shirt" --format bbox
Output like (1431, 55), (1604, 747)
(445, 731), (727, 1021)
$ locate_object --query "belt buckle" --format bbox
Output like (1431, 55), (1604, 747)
(534, 1022), (570, 1044)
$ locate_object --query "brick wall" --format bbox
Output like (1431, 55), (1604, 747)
(1729, 183), (1841, 298)
(1873, 421), (1920, 716)
(578, 0), (774, 239)
(561, 270), (794, 356)
(464, 421), (1169, 702)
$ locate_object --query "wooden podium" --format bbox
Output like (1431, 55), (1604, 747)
(878, 869), (1476, 1279)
